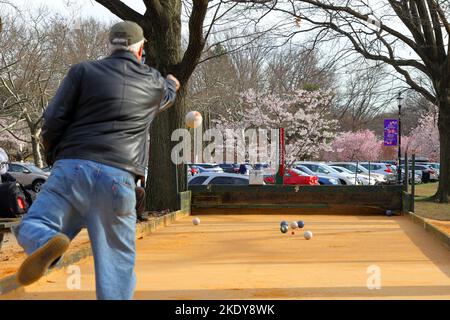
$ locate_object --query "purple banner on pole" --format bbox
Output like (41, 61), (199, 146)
(384, 119), (398, 146)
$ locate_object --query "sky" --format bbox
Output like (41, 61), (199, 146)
(4, 0), (432, 111)
(9, 0), (145, 22)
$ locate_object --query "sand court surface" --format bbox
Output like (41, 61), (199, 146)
(3, 214), (450, 300)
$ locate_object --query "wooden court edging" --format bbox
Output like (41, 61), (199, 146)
(190, 185), (403, 214)
(409, 212), (450, 250)
(0, 191), (192, 297)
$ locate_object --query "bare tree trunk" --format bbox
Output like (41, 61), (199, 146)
(142, 0), (187, 211)
(148, 88), (187, 211)
(30, 129), (43, 168)
(435, 90), (450, 202)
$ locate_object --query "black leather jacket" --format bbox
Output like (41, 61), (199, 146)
(41, 50), (177, 178)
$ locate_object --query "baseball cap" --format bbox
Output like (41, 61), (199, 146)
(109, 21), (146, 46)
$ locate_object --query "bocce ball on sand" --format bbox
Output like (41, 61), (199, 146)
(186, 111), (203, 129)
(290, 221), (298, 230)
(304, 231), (313, 240)
(386, 210), (393, 217)
(280, 225), (289, 234)
(297, 221), (305, 228)
(280, 221), (288, 227)
(192, 217), (201, 225)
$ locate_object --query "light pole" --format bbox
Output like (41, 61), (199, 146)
(397, 92), (403, 185)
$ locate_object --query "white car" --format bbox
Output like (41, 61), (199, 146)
(188, 173), (250, 186)
(329, 166), (377, 185)
(328, 162), (388, 185)
(295, 162), (362, 185)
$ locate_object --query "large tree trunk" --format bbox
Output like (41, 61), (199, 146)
(148, 89), (187, 211)
(435, 90), (450, 203)
(143, 1), (187, 211)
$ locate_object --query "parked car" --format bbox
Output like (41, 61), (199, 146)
(238, 164), (254, 175)
(188, 163), (224, 173)
(329, 166), (376, 186)
(42, 166), (52, 173)
(295, 165), (341, 185)
(423, 163), (440, 180)
(188, 165), (200, 176)
(425, 163), (440, 171)
(359, 162), (395, 173)
(188, 173), (249, 186)
(295, 162), (362, 185)
(219, 163), (240, 174)
(254, 163), (270, 171)
(357, 162), (397, 184)
(400, 169), (422, 185)
(7, 162), (50, 192)
(263, 168), (319, 185)
(400, 164), (438, 182)
(328, 162), (389, 185)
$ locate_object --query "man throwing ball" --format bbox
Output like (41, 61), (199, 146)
(13, 21), (180, 300)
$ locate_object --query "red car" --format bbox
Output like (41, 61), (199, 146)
(189, 165), (200, 176)
(264, 169), (319, 185)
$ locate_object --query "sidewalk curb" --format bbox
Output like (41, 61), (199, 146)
(409, 212), (450, 250)
(0, 209), (190, 297)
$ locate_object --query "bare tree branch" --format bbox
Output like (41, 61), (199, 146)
(94, 0), (144, 22)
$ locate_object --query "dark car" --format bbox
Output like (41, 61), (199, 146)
(254, 163), (270, 170)
(237, 164), (253, 175)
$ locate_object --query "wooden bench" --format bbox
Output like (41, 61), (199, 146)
(0, 218), (21, 251)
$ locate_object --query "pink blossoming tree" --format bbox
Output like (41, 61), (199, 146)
(407, 110), (440, 162)
(324, 129), (382, 161)
(214, 89), (338, 163)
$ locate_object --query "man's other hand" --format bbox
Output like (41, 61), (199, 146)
(167, 74), (180, 91)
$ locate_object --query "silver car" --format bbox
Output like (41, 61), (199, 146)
(424, 163), (440, 180)
(358, 162), (397, 184)
(7, 162), (50, 192)
(401, 169), (422, 184)
(330, 166), (377, 185)
(295, 162), (362, 185)
(328, 162), (389, 185)
(403, 163), (439, 182)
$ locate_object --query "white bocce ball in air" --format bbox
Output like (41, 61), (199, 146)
(186, 111), (203, 129)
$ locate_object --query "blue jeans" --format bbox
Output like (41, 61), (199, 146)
(14, 159), (137, 300)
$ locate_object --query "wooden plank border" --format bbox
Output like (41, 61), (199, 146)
(409, 212), (450, 250)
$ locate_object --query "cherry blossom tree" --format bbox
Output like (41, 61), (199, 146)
(214, 89), (338, 164)
(325, 129), (382, 162)
(407, 110), (440, 162)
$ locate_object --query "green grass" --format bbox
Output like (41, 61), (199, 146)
(414, 182), (440, 198)
(412, 182), (450, 221)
